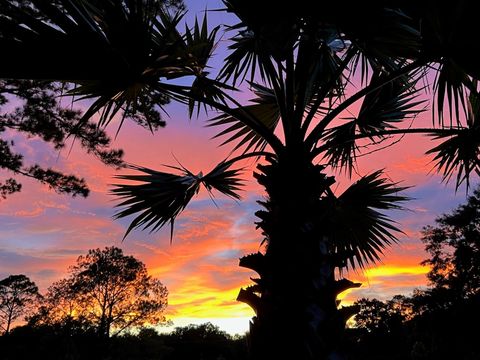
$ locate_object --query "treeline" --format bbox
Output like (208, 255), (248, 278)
(346, 291), (480, 359)
(0, 323), (247, 360)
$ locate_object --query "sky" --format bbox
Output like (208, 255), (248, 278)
(0, 0), (475, 336)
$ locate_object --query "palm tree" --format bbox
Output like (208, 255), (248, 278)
(2, 1), (480, 358)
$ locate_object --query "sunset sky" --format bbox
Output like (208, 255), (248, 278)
(0, 0), (475, 336)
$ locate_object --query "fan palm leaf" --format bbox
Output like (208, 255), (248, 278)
(207, 82), (280, 152)
(338, 5), (421, 63)
(322, 121), (358, 175)
(355, 70), (426, 135)
(0, 0), (218, 128)
(299, 36), (349, 129)
(413, 1), (480, 124)
(112, 160), (244, 239)
(427, 92), (480, 190)
(319, 69), (425, 173)
(433, 59), (470, 125)
(218, 25), (266, 85)
(326, 170), (409, 269)
(220, 0), (298, 82)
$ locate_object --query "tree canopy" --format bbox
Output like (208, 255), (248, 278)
(31, 247), (169, 338)
(0, 274), (40, 335)
(419, 186), (480, 307)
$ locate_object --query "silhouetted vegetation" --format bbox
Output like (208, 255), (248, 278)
(0, 80), (124, 199)
(3, 0), (480, 358)
(345, 187), (480, 360)
(0, 323), (247, 360)
(0, 0), (186, 200)
(421, 187), (480, 303)
(162, 323), (247, 360)
(344, 292), (480, 360)
(0, 247), (173, 359)
(0, 274), (40, 335)
(29, 247), (169, 338)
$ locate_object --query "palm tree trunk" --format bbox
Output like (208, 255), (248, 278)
(238, 151), (360, 359)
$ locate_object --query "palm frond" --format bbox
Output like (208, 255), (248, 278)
(433, 59), (470, 125)
(414, 1), (480, 125)
(219, 0), (299, 84)
(326, 171), (409, 270)
(317, 67), (425, 174)
(201, 161), (244, 200)
(112, 166), (201, 240)
(321, 121), (358, 176)
(426, 93), (480, 190)
(217, 26), (264, 85)
(301, 41), (346, 115)
(66, 4), (188, 127)
(184, 15), (220, 75)
(356, 69), (426, 136)
(112, 160), (244, 239)
(187, 77), (235, 118)
(207, 82), (280, 152)
(339, 6), (421, 63)
(182, 15), (224, 115)
(348, 47), (374, 87)
(0, 0), (219, 129)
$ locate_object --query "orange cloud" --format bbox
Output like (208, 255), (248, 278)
(124, 204), (261, 322)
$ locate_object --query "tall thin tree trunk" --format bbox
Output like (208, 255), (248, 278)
(99, 300), (108, 339)
(106, 304), (114, 338)
(5, 307), (13, 335)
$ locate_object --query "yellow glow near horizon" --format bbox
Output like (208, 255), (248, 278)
(364, 265), (429, 278)
(165, 285), (254, 335)
(160, 317), (252, 336)
(165, 264), (430, 333)
(167, 286), (254, 319)
(337, 264), (429, 304)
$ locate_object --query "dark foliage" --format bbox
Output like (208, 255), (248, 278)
(346, 293), (480, 360)
(0, 275), (40, 335)
(421, 187), (480, 301)
(347, 186), (480, 360)
(162, 323), (247, 360)
(29, 247), (169, 338)
(0, 323), (247, 360)
(0, 80), (124, 199)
